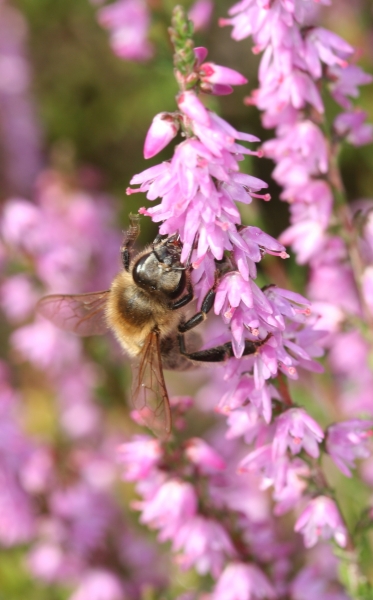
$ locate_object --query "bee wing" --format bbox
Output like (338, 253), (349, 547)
(131, 330), (172, 439)
(37, 291), (110, 336)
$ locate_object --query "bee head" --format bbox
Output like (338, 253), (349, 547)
(132, 234), (187, 299)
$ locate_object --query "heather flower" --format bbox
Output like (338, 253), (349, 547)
(97, 0), (153, 61)
(27, 543), (67, 583)
(143, 112), (179, 159)
(272, 458), (310, 516)
(11, 320), (82, 374)
(0, 466), (36, 546)
(239, 443), (311, 514)
(50, 484), (116, 555)
(329, 64), (373, 109)
(138, 479), (198, 541)
(272, 408), (324, 459)
(173, 516), (236, 577)
(69, 569), (124, 600)
(185, 438), (226, 473)
(225, 405), (263, 443)
(326, 419), (373, 477)
(334, 110), (373, 146)
(295, 496), (347, 548)
(291, 545), (350, 600)
(117, 436), (162, 481)
(212, 562), (275, 600)
(0, 3), (42, 196)
(189, 0), (213, 32)
(0, 274), (38, 323)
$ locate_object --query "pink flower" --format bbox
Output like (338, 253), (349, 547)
(27, 543), (66, 583)
(177, 90), (210, 126)
(326, 419), (373, 477)
(329, 64), (373, 109)
(334, 110), (373, 146)
(225, 405), (263, 443)
(51, 484), (115, 555)
(185, 438), (226, 472)
(117, 436), (162, 481)
(173, 516), (235, 577)
(143, 112), (179, 159)
(295, 496), (347, 548)
(189, 0), (213, 32)
(273, 458), (310, 516)
(69, 569), (124, 600)
(213, 562), (275, 600)
(97, 0), (153, 61)
(304, 27), (353, 78)
(200, 62), (248, 86)
(139, 479), (197, 541)
(272, 408), (324, 459)
(11, 320), (82, 374)
(0, 466), (35, 546)
(0, 274), (38, 322)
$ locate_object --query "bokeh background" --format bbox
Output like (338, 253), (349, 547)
(0, 0), (373, 598)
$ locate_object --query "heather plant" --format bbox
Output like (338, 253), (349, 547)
(0, 1), (373, 600)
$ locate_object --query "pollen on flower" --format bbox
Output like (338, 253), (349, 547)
(138, 207), (151, 215)
(250, 192), (271, 201)
(224, 306), (235, 319)
(281, 365), (297, 377)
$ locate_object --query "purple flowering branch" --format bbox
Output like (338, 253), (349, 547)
(221, 0), (373, 596)
(0, 173), (165, 599)
(118, 6), (373, 597)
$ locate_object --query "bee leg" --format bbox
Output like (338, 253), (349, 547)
(121, 214), (140, 271)
(177, 287), (216, 331)
(170, 282), (194, 310)
(178, 334), (271, 363)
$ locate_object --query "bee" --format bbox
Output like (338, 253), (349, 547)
(37, 215), (269, 438)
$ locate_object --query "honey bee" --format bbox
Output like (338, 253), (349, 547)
(37, 215), (269, 438)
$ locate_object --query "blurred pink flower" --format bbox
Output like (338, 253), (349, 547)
(213, 562), (275, 600)
(189, 0), (213, 32)
(295, 496), (347, 548)
(118, 435), (162, 481)
(0, 274), (38, 322)
(185, 438), (226, 473)
(139, 479), (198, 541)
(326, 419), (373, 477)
(173, 516), (235, 577)
(97, 0), (153, 61)
(0, 466), (35, 546)
(69, 569), (124, 600)
(272, 408), (324, 459)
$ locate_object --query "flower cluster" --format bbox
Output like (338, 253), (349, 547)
(0, 170), (163, 599)
(118, 427), (352, 598)
(221, 0), (373, 412)
(128, 41), (325, 424)
(221, 0), (373, 590)
(121, 7), (373, 594)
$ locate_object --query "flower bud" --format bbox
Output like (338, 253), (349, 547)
(143, 112), (179, 159)
(200, 62), (248, 86)
(177, 90), (210, 126)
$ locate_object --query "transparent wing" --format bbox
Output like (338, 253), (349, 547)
(37, 291), (110, 336)
(131, 330), (172, 439)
